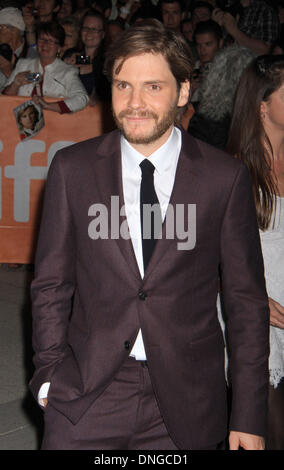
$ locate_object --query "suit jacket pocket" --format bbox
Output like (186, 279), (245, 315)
(47, 347), (83, 404)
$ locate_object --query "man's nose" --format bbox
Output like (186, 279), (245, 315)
(128, 87), (145, 108)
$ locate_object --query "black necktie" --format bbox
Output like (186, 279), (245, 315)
(140, 159), (162, 271)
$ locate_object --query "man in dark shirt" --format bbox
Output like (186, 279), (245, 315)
(213, 0), (280, 55)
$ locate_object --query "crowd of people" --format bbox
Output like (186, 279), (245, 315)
(0, 0), (283, 115)
(0, 0), (284, 451)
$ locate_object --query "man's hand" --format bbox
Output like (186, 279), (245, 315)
(42, 398), (48, 408)
(269, 297), (284, 329)
(212, 8), (225, 26)
(229, 431), (265, 450)
(222, 12), (239, 36)
(22, 2), (36, 30)
(212, 9), (240, 36)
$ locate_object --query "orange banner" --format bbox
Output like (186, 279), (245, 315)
(0, 96), (115, 263)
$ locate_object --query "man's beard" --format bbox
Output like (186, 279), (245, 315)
(112, 102), (179, 145)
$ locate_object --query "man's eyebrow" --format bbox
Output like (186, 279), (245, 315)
(144, 80), (167, 85)
(112, 79), (167, 84)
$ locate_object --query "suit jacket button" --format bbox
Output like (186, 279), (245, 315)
(124, 341), (131, 350)
(138, 290), (147, 301)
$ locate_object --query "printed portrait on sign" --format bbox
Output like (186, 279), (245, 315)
(14, 101), (44, 141)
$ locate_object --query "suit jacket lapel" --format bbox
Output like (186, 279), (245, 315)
(93, 130), (142, 281)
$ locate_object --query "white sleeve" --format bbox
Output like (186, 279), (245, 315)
(4, 59), (23, 87)
(38, 382), (50, 406)
(63, 67), (89, 113)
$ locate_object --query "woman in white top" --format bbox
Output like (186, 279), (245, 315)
(3, 21), (89, 113)
(227, 54), (284, 450)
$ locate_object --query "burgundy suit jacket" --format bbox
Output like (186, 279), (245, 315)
(29, 128), (269, 449)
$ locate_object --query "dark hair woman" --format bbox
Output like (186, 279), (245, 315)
(227, 54), (284, 450)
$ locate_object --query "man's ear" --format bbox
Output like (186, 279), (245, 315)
(178, 80), (190, 107)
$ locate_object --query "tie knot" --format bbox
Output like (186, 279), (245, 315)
(140, 159), (156, 176)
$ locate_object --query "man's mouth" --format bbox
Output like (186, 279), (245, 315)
(119, 111), (158, 120)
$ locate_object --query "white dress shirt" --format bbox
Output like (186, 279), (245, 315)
(121, 126), (181, 360)
(38, 126), (182, 403)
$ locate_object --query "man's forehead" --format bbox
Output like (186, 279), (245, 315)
(162, 2), (182, 12)
(195, 32), (218, 43)
(113, 53), (171, 77)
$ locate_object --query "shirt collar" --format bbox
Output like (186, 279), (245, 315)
(121, 126), (181, 175)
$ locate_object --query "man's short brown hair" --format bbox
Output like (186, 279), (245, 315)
(104, 18), (193, 90)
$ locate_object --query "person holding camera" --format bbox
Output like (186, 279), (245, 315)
(64, 9), (110, 105)
(212, 0), (280, 56)
(0, 7), (26, 91)
(3, 21), (89, 114)
(22, 1), (63, 58)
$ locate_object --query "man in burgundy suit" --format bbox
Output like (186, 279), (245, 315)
(29, 19), (269, 450)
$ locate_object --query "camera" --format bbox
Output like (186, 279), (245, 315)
(76, 55), (91, 65)
(26, 72), (42, 83)
(0, 43), (13, 62)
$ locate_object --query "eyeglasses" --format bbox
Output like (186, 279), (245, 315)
(81, 27), (103, 34)
(38, 37), (59, 46)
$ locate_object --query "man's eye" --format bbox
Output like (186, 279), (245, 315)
(149, 84), (161, 91)
(117, 82), (128, 90)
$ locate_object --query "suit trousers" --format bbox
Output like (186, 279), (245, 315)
(41, 357), (179, 450)
(41, 357), (218, 450)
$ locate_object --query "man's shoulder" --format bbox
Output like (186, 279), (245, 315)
(52, 129), (121, 167)
(182, 130), (244, 173)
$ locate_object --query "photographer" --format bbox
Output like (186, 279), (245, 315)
(3, 21), (89, 114)
(212, 0), (280, 55)
(0, 7), (26, 91)
(63, 9), (110, 105)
